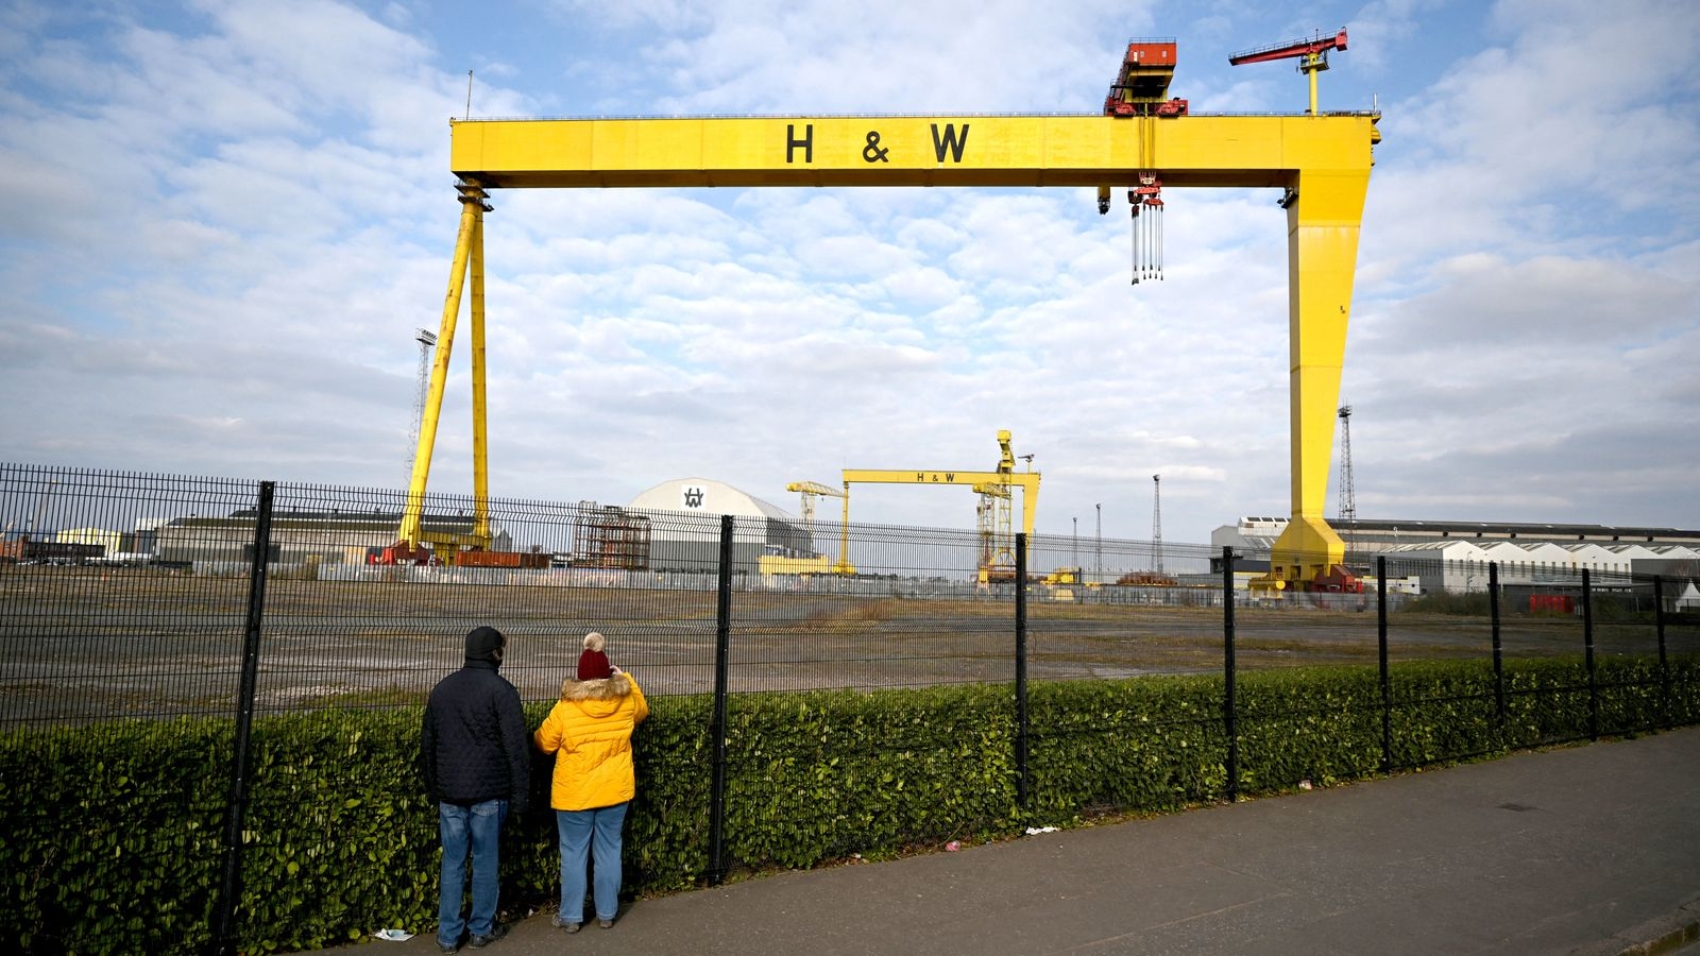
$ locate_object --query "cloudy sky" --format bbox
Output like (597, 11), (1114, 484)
(1, 0), (1696, 545)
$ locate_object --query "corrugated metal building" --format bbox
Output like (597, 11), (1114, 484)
(155, 511), (511, 565)
(1212, 517), (1700, 582)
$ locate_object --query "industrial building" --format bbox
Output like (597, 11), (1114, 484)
(623, 478), (815, 574)
(154, 511), (512, 566)
(1212, 516), (1700, 592)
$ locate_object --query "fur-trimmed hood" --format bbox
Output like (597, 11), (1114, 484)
(559, 672), (634, 704)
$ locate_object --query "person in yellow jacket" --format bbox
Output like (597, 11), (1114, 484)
(534, 631), (649, 932)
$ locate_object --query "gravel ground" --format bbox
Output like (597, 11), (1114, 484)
(2, 566), (1693, 723)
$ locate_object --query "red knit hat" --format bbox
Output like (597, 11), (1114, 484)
(577, 632), (612, 681)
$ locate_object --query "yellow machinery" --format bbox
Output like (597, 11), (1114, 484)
(837, 430), (1040, 582)
(417, 36), (1378, 589)
(786, 480), (845, 539)
(756, 481), (844, 576)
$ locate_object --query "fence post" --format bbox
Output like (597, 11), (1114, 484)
(1582, 568), (1598, 741)
(1014, 533), (1029, 810)
(1654, 576), (1670, 730)
(1222, 546), (1238, 803)
(708, 514), (734, 886)
(1490, 562), (1505, 728)
(214, 480), (275, 954)
(1377, 555), (1391, 773)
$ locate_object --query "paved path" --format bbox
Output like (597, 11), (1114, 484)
(350, 728), (1700, 956)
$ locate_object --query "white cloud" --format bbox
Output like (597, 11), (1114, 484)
(2, 0), (1697, 546)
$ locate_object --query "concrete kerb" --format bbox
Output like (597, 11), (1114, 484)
(1572, 895), (1700, 956)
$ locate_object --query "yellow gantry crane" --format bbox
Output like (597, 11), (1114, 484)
(415, 35), (1378, 589)
(837, 430), (1041, 582)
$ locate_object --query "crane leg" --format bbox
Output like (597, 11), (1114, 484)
(400, 185), (483, 546)
(469, 202), (491, 547)
(1261, 168), (1369, 589)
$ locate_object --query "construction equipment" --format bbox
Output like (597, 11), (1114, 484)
(838, 430), (1041, 583)
(757, 481), (846, 576)
(1312, 564), (1365, 594)
(1229, 28), (1349, 116)
(1096, 39), (1181, 282)
(366, 542), (434, 565)
(1102, 38), (1188, 118)
(439, 31), (1382, 593)
(1118, 570), (1179, 587)
(1040, 567), (1084, 585)
(786, 481), (845, 542)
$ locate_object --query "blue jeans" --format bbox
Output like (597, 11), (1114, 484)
(556, 802), (628, 924)
(438, 799), (507, 947)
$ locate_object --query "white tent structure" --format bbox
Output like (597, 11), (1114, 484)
(627, 478), (812, 574)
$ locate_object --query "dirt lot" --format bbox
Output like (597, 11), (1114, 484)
(2, 566), (1693, 724)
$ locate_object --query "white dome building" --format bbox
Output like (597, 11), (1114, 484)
(627, 478), (815, 573)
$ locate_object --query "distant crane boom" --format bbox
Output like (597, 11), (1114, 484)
(1229, 28), (1348, 115)
(786, 480), (846, 543)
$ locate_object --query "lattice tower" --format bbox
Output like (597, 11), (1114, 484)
(1337, 405), (1357, 525)
(1152, 474), (1164, 574)
(406, 328), (437, 480)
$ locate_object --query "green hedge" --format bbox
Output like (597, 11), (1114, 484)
(2, 655), (1694, 953)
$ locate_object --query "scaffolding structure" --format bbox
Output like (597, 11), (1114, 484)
(569, 504), (651, 570)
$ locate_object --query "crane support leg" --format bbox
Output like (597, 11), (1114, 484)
(1262, 168), (1368, 588)
(469, 208), (491, 543)
(835, 487), (856, 575)
(400, 185), (488, 547)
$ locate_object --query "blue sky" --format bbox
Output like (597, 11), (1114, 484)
(1, 0), (1696, 544)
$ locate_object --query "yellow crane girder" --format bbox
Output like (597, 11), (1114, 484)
(837, 468), (1041, 576)
(415, 110), (1378, 588)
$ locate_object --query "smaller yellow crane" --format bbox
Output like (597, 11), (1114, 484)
(786, 480), (846, 540)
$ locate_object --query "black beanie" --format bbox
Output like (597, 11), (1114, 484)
(465, 626), (506, 664)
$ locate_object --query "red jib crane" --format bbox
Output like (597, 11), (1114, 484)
(1229, 28), (1348, 116)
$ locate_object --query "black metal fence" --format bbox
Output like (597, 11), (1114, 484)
(3, 462), (1698, 948)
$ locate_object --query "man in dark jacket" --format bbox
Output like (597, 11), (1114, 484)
(422, 626), (529, 953)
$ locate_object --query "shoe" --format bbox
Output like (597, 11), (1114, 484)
(438, 943), (460, 955)
(469, 923), (508, 948)
(598, 919), (614, 929)
(551, 914), (581, 933)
